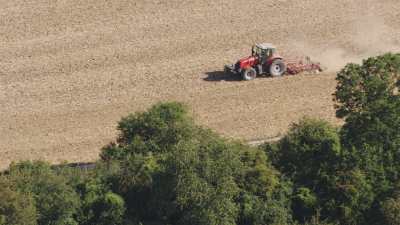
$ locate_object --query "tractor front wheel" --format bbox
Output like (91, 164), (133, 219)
(241, 67), (257, 81)
(269, 59), (286, 77)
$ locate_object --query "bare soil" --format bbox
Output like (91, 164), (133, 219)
(1, 0), (400, 169)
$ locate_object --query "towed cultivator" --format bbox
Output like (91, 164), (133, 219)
(224, 43), (325, 80)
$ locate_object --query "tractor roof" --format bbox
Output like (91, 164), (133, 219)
(255, 43), (276, 49)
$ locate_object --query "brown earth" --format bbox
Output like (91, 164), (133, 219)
(1, 0), (400, 169)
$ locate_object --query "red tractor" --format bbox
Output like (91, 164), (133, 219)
(224, 43), (324, 80)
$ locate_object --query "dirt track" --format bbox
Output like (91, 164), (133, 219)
(1, 0), (400, 169)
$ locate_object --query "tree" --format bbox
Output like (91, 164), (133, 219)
(334, 53), (400, 195)
(236, 144), (293, 225)
(86, 192), (125, 225)
(101, 102), (195, 161)
(291, 187), (317, 222)
(265, 118), (341, 223)
(266, 118), (341, 187)
(6, 161), (81, 225)
(328, 169), (374, 225)
(334, 53), (400, 119)
(381, 195), (400, 225)
(334, 53), (400, 158)
(0, 177), (37, 225)
(74, 173), (126, 225)
(100, 102), (292, 225)
(170, 139), (241, 225)
(261, 117), (376, 224)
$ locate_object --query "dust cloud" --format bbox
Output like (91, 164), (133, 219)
(290, 13), (400, 72)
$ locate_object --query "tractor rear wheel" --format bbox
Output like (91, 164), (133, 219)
(242, 67), (257, 81)
(269, 59), (286, 77)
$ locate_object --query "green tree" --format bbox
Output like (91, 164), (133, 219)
(381, 195), (400, 225)
(334, 53), (400, 164)
(378, 186), (400, 225)
(170, 139), (241, 225)
(334, 53), (400, 119)
(327, 169), (374, 225)
(101, 102), (195, 161)
(0, 177), (37, 225)
(334, 53), (400, 198)
(87, 192), (125, 225)
(266, 118), (341, 187)
(101, 102), (292, 225)
(6, 161), (80, 225)
(236, 144), (293, 225)
(323, 53), (400, 225)
(264, 118), (341, 223)
(262, 118), (376, 224)
(74, 173), (126, 225)
(291, 187), (317, 222)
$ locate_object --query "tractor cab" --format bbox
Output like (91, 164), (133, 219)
(252, 43), (276, 61)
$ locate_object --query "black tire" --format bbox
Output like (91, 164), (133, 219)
(241, 67), (257, 81)
(269, 59), (286, 77)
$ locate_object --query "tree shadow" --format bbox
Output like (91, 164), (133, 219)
(203, 70), (242, 82)
(51, 162), (96, 170)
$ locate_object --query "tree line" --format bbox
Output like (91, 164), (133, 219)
(1, 53), (400, 225)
